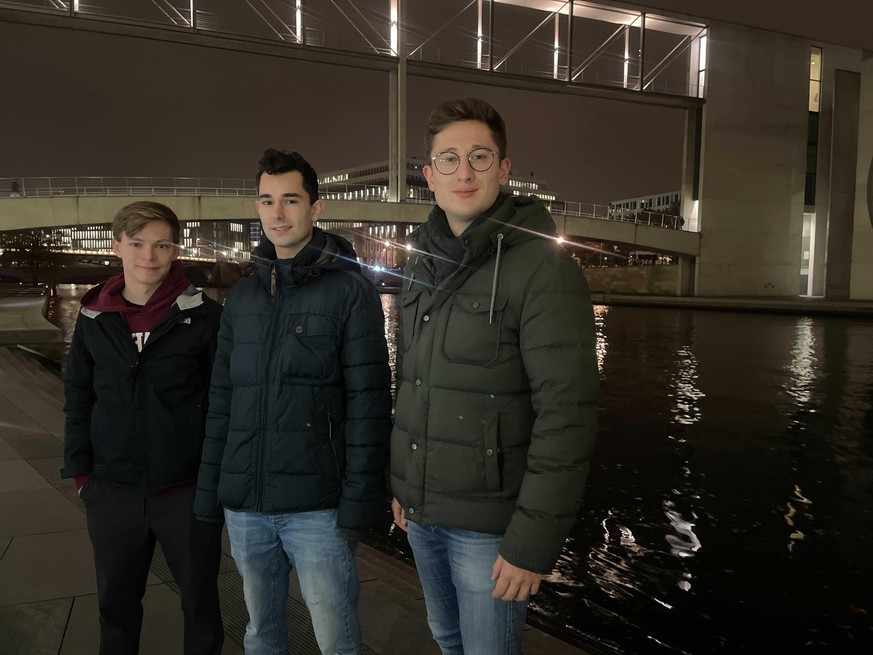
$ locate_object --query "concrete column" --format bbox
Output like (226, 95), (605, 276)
(388, 0), (406, 203)
(695, 24), (809, 296)
(812, 46), (862, 296)
(679, 106), (700, 230)
(849, 56), (873, 299)
(824, 70), (860, 299)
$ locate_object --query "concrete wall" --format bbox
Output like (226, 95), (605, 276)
(849, 57), (873, 300)
(696, 24), (809, 296)
(583, 265), (680, 295)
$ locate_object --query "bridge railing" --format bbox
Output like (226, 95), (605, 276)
(1, 176), (255, 198)
(1, 176), (697, 232)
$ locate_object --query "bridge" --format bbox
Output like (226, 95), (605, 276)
(0, 177), (700, 258)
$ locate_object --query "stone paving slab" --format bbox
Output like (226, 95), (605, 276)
(60, 585), (244, 655)
(0, 435), (21, 461)
(2, 432), (64, 459)
(357, 578), (439, 655)
(0, 459), (52, 493)
(0, 597), (72, 655)
(0, 487), (86, 538)
(0, 529), (97, 605)
(0, 393), (63, 443)
(0, 529), (160, 606)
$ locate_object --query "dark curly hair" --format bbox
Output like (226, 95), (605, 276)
(256, 148), (319, 204)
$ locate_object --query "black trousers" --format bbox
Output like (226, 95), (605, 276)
(82, 480), (225, 655)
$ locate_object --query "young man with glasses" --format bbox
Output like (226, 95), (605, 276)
(390, 98), (599, 654)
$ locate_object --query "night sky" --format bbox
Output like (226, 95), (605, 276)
(2, 0), (869, 206)
(1, 13), (684, 206)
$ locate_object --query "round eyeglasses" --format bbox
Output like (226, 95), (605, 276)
(430, 148), (497, 175)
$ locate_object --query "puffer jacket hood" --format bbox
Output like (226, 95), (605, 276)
(408, 194), (557, 323)
(251, 227), (360, 290)
(411, 194), (556, 267)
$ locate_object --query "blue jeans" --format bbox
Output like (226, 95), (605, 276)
(224, 508), (361, 655)
(407, 522), (528, 655)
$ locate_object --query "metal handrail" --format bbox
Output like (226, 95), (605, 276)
(1, 176), (696, 232)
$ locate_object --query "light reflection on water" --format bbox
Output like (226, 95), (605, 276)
(46, 288), (873, 654)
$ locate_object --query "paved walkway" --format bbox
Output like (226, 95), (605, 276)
(0, 343), (587, 655)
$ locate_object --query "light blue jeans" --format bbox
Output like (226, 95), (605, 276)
(224, 508), (361, 655)
(407, 522), (528, 655)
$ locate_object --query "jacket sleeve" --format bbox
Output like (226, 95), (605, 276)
(337, 277), (393, 531)
(61, 312), (96, 479)
(499, 249), (600, 573)
(194, 300), (233, 522)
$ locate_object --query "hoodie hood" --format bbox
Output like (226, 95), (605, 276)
(81, 261), (191, 314)
(252, 226), (361, 290)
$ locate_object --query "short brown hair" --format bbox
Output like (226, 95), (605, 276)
(424, 98), (507, 159)
(112, 201), (181, 243)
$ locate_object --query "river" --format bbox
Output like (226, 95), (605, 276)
(46, 284), (873, 654)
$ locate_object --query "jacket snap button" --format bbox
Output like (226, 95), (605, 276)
(295, 325), (303, 334)
(411, 443), (418, 450)
(472, 301), (480, 309)
(422, 314), (430, 322)
(408, 507), (415, 515)
(415, 379), (422, 386)
(486, 448), (494, 456)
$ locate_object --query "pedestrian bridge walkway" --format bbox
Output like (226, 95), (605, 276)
(0, 176), (700, 257)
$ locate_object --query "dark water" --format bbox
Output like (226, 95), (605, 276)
(47, 286), (873, 654)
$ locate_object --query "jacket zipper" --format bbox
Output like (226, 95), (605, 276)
(256, 264), (281, 512)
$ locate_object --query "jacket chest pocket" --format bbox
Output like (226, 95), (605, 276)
(442, 293), (508, 367)
(398, 288), (422, 354)
(285, 315), (341, 380)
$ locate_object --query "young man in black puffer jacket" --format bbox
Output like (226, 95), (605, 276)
(195, 148), (392, 655)
(63, 201), (224, 655)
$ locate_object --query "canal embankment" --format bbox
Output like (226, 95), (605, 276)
(0, 287), (61, 347)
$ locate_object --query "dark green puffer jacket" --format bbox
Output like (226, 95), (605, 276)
(390, 195), (599, 574)
(195, 229), (392, 531)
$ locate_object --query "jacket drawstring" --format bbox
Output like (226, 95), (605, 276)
(405, 256), (419, 291)
(489, 233), (504, 325)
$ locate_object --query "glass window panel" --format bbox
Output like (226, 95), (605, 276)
(810, 47), (822, 82)
(809, 80), (820, 112)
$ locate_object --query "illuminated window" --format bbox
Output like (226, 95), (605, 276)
(809, 47), (821, 112)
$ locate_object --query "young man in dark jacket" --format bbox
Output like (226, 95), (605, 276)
(62, 201), (224, 655)
(195, 148), (392, 655)
(390, 98), (600, 654)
